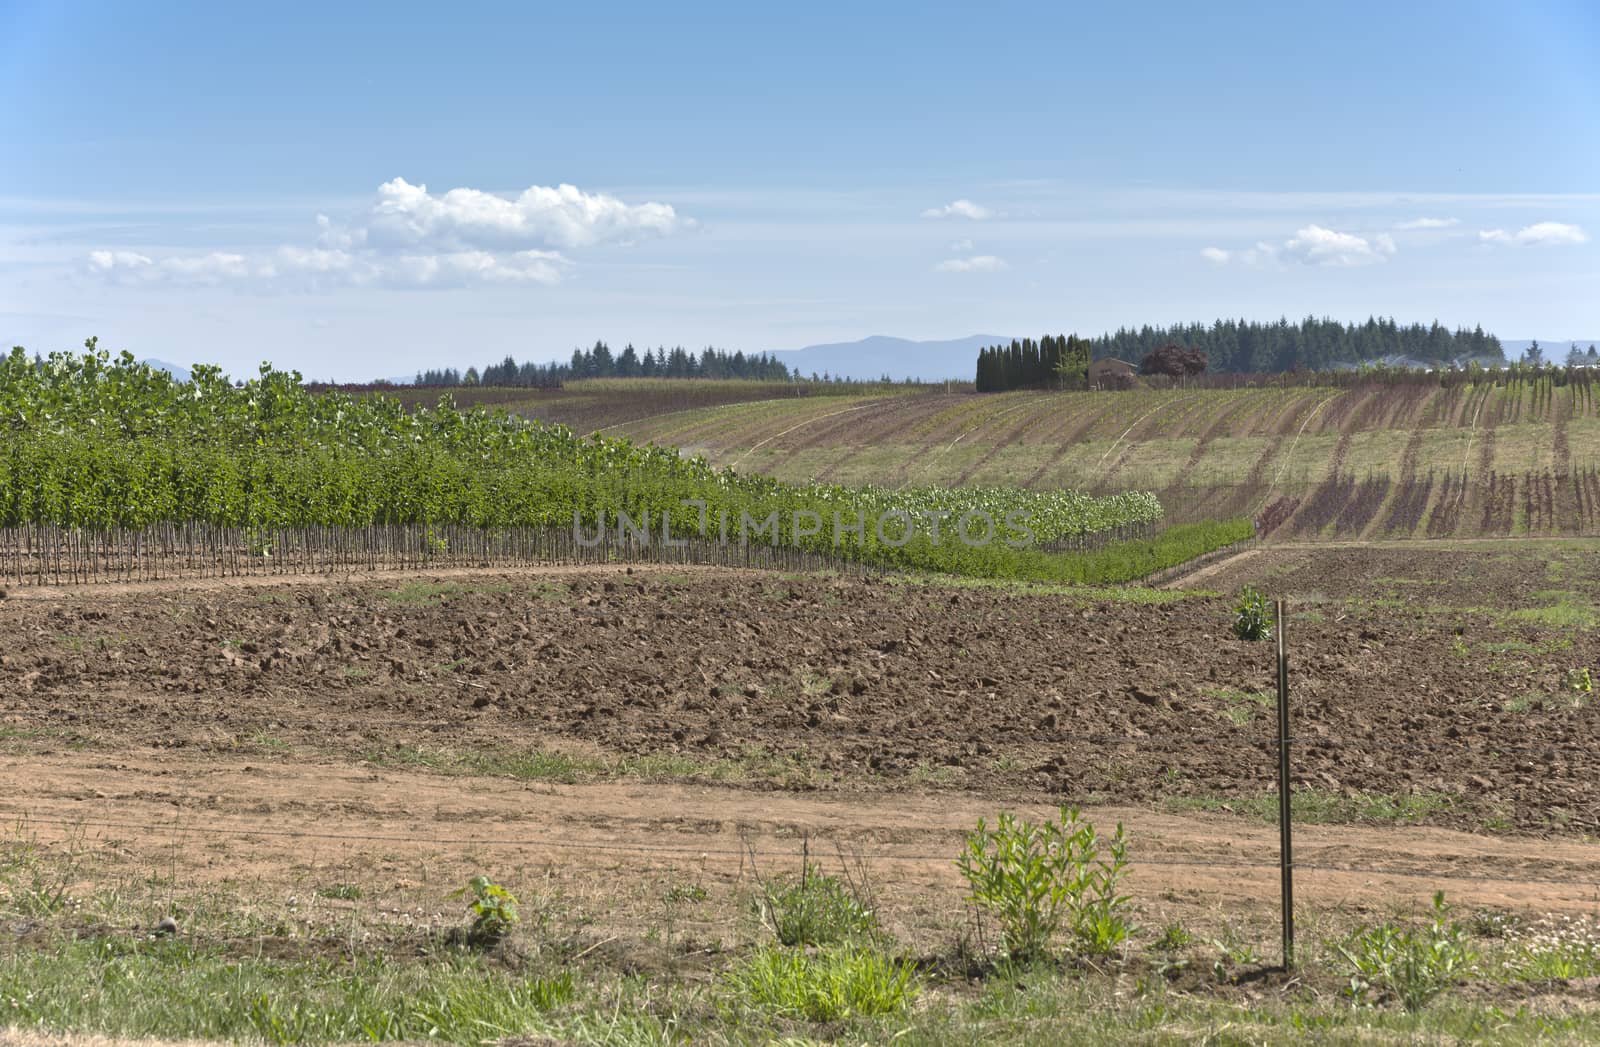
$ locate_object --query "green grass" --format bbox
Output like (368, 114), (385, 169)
(874, 518), (1253, 587)
(0, 940), (574, 1045)
(720, 945), (918, 1023)
(315, 882), (364, 900)
(365, 742), (817, 787)
(7, 860), (1600, 1045)
(886, 571), (1214, 603)
(1165, 786), (1455, 826)
(1201, 685), (1274, 724)
(382, 580), (515, 606)
(756, 865), (879, 947)
(1507, 590), (1597, 629)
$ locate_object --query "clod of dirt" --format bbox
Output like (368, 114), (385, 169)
(153, 916), (179, 937)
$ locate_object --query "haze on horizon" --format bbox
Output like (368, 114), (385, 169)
(2, 0), (1597, 380)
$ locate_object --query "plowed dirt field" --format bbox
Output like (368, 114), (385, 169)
(3, 549), (1598, 956)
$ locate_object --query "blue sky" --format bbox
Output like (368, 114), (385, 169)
(3, 0), (1597, 378)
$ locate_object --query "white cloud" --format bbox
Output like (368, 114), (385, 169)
(921, 199), (994, 220)
(86, 177), (666, 291)
(85, 244), (569, 290)
(1280, 225), (1396, 266)
(949, 238), (975, 252)
(1478, 221), (1589, 247)
(1395, 217), (1460, 230)
(1202, 226), (1393, 267)
(1196, 241), (1280, 267)
(89, 249), (253, 286)
(379, 250), (567, 288)
(934, 254), (1007, 273)
(352, 177), (683, 251)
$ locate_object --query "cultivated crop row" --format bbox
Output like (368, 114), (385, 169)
(0, 348), (1216, 585)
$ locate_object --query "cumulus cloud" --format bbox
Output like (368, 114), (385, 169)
(1478, 221), (1589, 247)
(349, 177), (683, 251)
(1396, 216), (1460, 230)
(934, 254), (1007, 273)
(86, 178), (680, 291)
(921, 199), (994, 220)
(1201, 226), (1393, 267)
(1280, 225), (1396, 266)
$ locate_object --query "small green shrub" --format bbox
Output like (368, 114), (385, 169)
(722, 946), (917, 1022)
(956, 806), (1133, 964)
(315, 883), (362, 901)
(1334, 892), (1477, 1010)
(453, 875), (519, 948)
(1232, 587), (1274, 641)
(1565, 667), (1592, 693)
(1154, 922), (1192, 952)
(756, 863), (877, 947)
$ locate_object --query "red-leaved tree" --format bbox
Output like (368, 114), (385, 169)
(1138, 343), (1208, 377)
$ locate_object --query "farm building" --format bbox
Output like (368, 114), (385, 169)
(1088, 357), (1138, 389)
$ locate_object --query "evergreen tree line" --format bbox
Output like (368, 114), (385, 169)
(1086, 317), (1504, 374)
(416, 342), (794, 387)
(974, 335), (1092, 392)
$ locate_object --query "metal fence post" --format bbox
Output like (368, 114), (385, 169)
(1276, 597), (1295, 969)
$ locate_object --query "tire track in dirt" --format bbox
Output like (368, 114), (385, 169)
(1262, 391), (1343, 491)
(1241, 392), (1343, 532)
(1362, 419), (1429, 539)
(952, 397), (1063, 485)
(11, 756), (1600, 953)
(596, 395), (800, 437)
(1095, 394), (1204, 490)
(1281, 424), (1356, 537)
(899, 395), (1054, 489)
(1553, 387), (1572, 475)
(1162, 389), (1272, 497)
(1019, 397), (1137, 488)
(726, 401), (888, 470)
(1157, 545), (1262, 588)
(812, 398), (955, 482)
(643, 398), (822, 452)
(757, 398), (934, 478)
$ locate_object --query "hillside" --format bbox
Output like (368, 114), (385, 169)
(565, 378), (1600, 540)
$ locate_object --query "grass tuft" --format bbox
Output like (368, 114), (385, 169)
(721, 946), (917, 1023)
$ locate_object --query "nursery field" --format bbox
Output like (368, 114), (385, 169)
(7, 354), (1600, 1043)
(496, 378), (1600, 539)
(4, 541), (1600, 1042)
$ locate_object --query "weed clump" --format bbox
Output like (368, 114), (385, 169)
(956, 805), (1133, 964)
(721, 946), (917, 1022)
(1333, 891), (1476, 1010)
(453, 875), (519, 949)
(756, 862), (877, 947)
(1232, 587), (1274, 641)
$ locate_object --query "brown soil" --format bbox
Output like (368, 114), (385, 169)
(2, 552), (1600, 1022)
(4, 560), (1598, 846)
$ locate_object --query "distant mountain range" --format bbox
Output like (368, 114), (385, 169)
(767, 334), (1007, 382)
(1501, 339), (1600, 361)
(141, 359), (193, 383)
